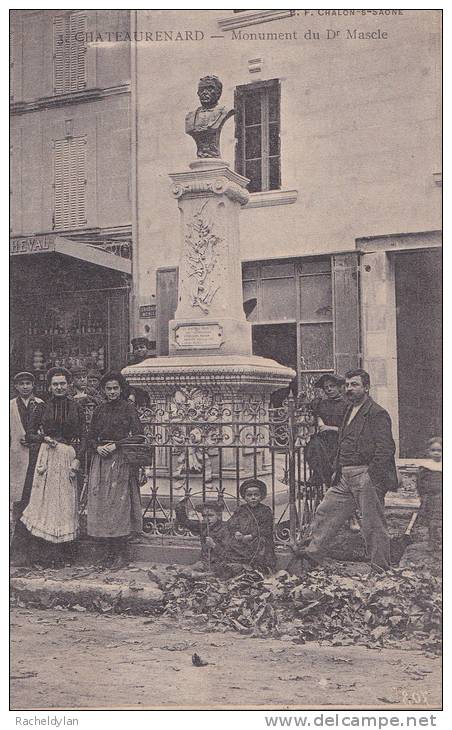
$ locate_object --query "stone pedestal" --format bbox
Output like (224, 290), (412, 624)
(123, 159), (295, 501)
(168, 160), (252, 357)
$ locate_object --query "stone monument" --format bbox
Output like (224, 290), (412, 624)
(123, 76), (295, 501)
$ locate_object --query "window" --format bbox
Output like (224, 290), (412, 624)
(53, 136), (87, 230)
(298, 259), (334, 377)
(242, 260), (296, 322)
(242, 257), (336, 393)
(53, 13), (87, 95)
(235, 80), (281, 193)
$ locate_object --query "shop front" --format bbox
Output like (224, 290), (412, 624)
(10, 235), (131, 397)
(156, 251), (361, 395)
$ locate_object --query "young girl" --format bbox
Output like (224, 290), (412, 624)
(227, 478), (276, 574)
(416, 437), (442, 551)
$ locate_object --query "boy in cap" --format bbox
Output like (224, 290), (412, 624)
(10, 372), (44, 564)
(175, 497), (231, 578)
(227, 478), (276, 574)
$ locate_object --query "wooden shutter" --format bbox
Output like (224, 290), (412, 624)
(53, 136), (87, 230)
(53, 15), (66, 95)
(69, 13), (87, 92)
(156, 267), (178, 356)
(332, 252), (361, 375)
(53, 13), (86, 95)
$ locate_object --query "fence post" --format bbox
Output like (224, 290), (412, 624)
(287, 393), (297, 545)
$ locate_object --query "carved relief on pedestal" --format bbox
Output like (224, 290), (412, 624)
(184, 201), (224, 315)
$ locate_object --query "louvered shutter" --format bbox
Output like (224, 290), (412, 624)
(53, 15), (66, 95)
(69, 13), (86, 92)
(53, 137), (87, 230)
(332, 252), (361, 375)
(53, 13), (86, 95)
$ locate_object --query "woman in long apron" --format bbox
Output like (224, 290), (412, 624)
(20, 367), (86, 566)
(87, 372), (144, 569)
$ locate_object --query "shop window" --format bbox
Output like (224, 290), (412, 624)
(242, 259), (296, 323)
(298, 262), (334, 377)
(235, 80), (281, 193)
(53, 12), (87, 95)
(53, 136), (87, 230)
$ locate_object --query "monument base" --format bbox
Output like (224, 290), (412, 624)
(123, 354), (295, 396)
(122, 354), (295, 493)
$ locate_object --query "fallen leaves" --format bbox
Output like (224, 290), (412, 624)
(162, 564), (442, 652)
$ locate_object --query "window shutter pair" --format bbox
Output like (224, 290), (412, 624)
(53, 13), (87, 95)
(53, 137), (87, 230)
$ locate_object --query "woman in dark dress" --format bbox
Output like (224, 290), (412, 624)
(305, 374), (348, 487)
(87, 372), (144, 568)
(20, 367), (86, 566)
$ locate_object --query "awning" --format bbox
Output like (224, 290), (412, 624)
(10, 235), (132, 275)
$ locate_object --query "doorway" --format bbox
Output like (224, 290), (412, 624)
(395, 249), (442, 457)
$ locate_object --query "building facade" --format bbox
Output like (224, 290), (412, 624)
(10, 9), (141, 395)
(131, 9), (441, 457)
(10, 10), (441, 455)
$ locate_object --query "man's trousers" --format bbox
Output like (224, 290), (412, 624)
(305, 465), (390, 569)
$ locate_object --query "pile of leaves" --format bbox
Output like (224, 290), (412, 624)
(161, 566), (442, 653)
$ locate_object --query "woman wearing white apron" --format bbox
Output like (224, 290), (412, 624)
(21, 367), (86, 567)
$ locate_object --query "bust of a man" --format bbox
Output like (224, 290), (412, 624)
(185, 75), (235, 159)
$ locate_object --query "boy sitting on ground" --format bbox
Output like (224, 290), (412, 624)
(226, 478), (276, 575)
(175, 497), (231, 578)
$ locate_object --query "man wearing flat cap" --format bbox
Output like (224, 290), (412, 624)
(131, 337), (154, 364)
(305, 373), (348, 488)
(128, 338), (153, 408)
(10, 372), (44, 563)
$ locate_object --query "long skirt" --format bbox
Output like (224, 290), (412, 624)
(21, 442), (78, 543)
(87, 449), (142, 538)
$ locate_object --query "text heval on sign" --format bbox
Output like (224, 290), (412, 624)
(10, 236), (52, 255)
(174, 323), (224, 349)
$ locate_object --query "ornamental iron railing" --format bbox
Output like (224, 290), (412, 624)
(135, 395), (320, 547)
(79, 395), (322, 547)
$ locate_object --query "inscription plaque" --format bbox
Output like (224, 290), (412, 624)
(174, 323), (223, 349)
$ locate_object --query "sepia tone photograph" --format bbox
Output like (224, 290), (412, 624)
(9, 8), (442, 712)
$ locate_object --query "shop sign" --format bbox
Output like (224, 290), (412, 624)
(139, 304), (156, 319)
(10, 236), (54, 256)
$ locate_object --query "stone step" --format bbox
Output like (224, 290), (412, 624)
(10, 562), (164, 615)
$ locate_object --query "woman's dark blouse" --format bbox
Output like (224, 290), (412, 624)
(312, 395), (348, 428)
(28, 395), (86, 460)
(88, 398), (143, 446)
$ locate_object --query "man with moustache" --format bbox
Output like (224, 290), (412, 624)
(296, 369), (397, 570)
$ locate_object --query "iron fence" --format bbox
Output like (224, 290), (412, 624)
(79, 395), (323, 545)
(136, 395), (322, 546)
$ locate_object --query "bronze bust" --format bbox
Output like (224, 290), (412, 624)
(185, 75), (235, 158)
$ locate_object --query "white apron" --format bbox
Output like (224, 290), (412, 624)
(21, 441), (79, 543)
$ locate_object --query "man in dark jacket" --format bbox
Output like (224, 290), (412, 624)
(298, 369), (397, 570)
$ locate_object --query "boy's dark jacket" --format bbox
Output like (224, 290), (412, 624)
(175, 500), (230, 566)
(334, 396), (398, 492)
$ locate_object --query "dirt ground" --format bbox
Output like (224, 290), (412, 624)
(10, 607), (441, 710)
